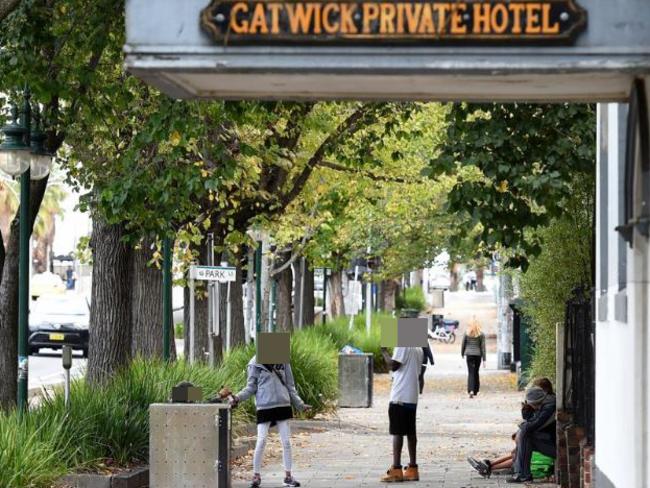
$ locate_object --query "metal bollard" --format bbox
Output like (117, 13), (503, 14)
(62, 345), (72, 408)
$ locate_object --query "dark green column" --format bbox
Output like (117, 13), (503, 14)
(17, 92), (31, 413)
(255, 241), (262, 335)
(162, 237), (173, 361)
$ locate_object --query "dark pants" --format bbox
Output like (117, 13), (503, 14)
(466, 355), (481, 393)
(513, 429), (556, 478)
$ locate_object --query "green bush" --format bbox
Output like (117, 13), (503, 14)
(0, 327), (344, 487)
(519, 179), (593, 382)
(396, 286), (426, 312)
(315, 312), (393, 372)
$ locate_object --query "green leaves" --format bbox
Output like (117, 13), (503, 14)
(429, 103), (596, 267)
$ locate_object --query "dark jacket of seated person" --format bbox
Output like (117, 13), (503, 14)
(520, 391), (557, 449)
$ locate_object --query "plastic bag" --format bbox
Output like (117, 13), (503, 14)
(531, 451), (554, 479)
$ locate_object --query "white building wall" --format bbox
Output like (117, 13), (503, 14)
(594, 97), (650, 488)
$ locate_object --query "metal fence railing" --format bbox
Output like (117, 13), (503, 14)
(563, 287), (596, 444)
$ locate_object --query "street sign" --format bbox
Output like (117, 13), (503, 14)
(189, 265), (237, 282)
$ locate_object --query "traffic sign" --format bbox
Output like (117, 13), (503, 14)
(189, 265), (236, 282)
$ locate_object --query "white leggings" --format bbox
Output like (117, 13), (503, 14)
(253, 420), (292, 474)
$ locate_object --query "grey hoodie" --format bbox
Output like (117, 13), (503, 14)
(235, 357), (306, 411)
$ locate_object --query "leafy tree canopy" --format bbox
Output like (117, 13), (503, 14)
(427, 103), (596, 269)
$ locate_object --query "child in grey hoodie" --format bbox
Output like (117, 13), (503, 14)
(231, 356), (311, 488)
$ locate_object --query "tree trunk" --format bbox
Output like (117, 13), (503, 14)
(328, 270), (345, 318)
(413, 269), (424, 288)
(274, 250), (293, 332)
(87, 218), (133, 386)
(0, 220), (19, 410)
(130, 238), (163, 358)
(302, 262), (315, 326)
(476, 267), (486, 292)
(449, 262), (461, 292)
(0, 177), (48, 410)
(380, 279), (398, 312)
(183, 240), (210, 363)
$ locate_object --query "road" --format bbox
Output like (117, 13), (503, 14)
(27, 340), (185, 393)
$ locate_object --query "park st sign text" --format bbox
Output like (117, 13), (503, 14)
(200, 0), (587, 45)
(189, 265), (237, 282)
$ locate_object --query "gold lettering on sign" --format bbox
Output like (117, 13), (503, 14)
(526, 3), (542, 33)
(202, 0), (587, 43)
(363, 3), (380, 34)
(230, 2), (249, 33)
(542, 3), (560, 33)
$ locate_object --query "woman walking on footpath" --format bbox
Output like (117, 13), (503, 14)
(461, 318), (486, 398)
(230, 358), (311, 488)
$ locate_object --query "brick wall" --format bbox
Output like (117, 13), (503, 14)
(581, 442), (594, 488)
(556, 410), (594, 488)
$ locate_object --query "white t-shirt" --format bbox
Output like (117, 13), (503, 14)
(390, 347), (424, 404)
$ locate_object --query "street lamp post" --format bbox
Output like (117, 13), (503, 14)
(0, 89), (53, 412)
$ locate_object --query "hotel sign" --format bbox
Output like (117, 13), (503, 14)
(201, 0), (587, 45)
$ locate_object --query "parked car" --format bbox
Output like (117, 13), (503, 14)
(28, 294), (90, 357)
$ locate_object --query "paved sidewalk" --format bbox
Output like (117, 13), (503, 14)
(232, 350), (556, 488)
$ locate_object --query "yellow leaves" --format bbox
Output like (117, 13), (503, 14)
(201, 169), (209, 178)
(170, 131), (182, 147)
(496, 180), (509, 193)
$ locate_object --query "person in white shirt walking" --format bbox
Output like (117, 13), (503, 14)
(380, 346), (424, 482)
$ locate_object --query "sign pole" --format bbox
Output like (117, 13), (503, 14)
(207, 233), (215, 366)
(322, 268), (328, 325)
(189, 274), (195, 363)
(366, 273), (372, 336)
(226, 280), (231, 353)
(348, 265), (359, 330)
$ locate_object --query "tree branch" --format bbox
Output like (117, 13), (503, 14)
(262, 103), (315, 192)
(319, 160), (411, 183)
(269, 230), (316, 277)
(280, 105), (373, 208)
(0, 0), (21, 23)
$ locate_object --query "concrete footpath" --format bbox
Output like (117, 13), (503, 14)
(231, 348), (556, 488)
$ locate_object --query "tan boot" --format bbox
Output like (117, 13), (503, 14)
(381, 466), (404, 482)
(403, 465), (419, 481)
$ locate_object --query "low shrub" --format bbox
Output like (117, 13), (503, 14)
(396, 286), (426, 312)
(314, 313), (393, 372)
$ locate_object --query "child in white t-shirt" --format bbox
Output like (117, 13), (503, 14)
(380, 346), (424, 482)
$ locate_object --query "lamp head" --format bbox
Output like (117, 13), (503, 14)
(29, 109), (52, 180)
(0, 103), (30, 177)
